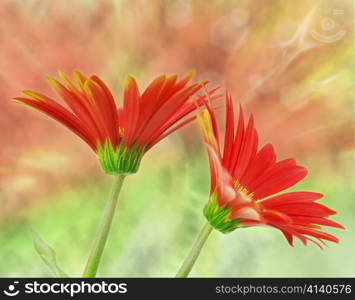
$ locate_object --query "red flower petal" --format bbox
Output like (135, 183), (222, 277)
(84, 78), (120, 145)
(240, 143), (276, 188)
(47, 76), (103, 142)
(135, 75), (167, 136)
(232, 115), (258, 180)
(147, 87), (220, 149)
(248, 159), (308, 200)
(268, 202), (337, 218)
(122, 76), (140, 148)
(229, 105), (245, 174)
(261, 192), (323, 208)
(138, 83), (202, 145)
(290, 216), (344, 229)
(222, 92), (235, 168)
(13, 96), (97, 150)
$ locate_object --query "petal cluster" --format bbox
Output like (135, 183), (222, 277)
(14, 71), (215, 174)
(197, 94), (343, 247)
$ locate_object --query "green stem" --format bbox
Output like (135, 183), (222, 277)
(83, 174), (125, 278)
(175, 222), (213, 278)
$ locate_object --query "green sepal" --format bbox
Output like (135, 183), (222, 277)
(203, 194), (241, 233)
(97, 140), (145, 175)
(31, 229), (68, 278)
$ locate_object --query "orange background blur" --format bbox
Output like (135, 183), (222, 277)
(0, 0), (354, 277)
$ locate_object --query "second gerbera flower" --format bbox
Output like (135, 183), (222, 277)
(176, 93), (343, 278)
(198, 94), (343, 247)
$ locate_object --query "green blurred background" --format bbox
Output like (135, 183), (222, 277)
(0, 0), (354, 277)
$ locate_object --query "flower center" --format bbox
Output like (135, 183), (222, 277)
(233, 180), (254, 199)
(229, 180), (261, 222)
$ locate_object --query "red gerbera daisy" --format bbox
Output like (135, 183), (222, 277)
(197, 93), (343, 248)
(13, 71), (218, 175)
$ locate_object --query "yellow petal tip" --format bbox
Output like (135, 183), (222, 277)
(185, 69), (196, 78)
(124, 75), (136, 89)
(46, 76), (59, 87)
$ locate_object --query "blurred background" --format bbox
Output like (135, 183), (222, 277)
(0, 0), (354, 277)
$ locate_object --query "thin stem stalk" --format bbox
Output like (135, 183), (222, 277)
(175, 222), (213, 278)
(83, 174), (125, 278)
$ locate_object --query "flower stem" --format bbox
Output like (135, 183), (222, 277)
(175, 222), (213, 278)
(83, 174), (125, 278)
